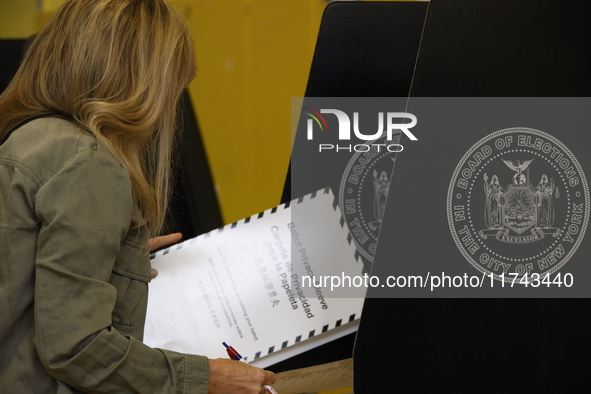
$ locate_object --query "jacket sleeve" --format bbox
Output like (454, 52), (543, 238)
(33, 147), (209, 393)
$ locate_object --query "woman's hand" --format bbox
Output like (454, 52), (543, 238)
(148, 233), (182, 279)
(208, 359), (276, 394)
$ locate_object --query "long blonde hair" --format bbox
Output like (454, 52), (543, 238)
(0, 0), (196, 237)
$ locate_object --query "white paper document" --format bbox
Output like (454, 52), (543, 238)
(144, 188), (365, 364)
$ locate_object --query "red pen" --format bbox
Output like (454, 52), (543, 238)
(223, 342), (279, 394)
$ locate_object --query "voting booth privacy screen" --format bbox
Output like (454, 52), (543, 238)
(353, 0), (591, 392)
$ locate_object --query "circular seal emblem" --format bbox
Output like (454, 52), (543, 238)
(338, 133), (400, 270)
(447, 127), (589, 282)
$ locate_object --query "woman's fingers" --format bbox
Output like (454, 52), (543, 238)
(148, 232), (182, 252)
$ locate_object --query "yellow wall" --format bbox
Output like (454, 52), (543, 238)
(0, 0), (36, 39)
(187, 0), (327, 223)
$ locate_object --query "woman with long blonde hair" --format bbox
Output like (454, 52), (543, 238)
(0, 1), (275, 392)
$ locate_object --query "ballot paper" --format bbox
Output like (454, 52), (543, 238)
(144, 188), (365, 365)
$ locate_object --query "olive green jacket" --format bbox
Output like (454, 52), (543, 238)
(0, 118), (209, 393)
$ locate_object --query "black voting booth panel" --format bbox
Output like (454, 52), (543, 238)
(280, 1), (428, 205)
(0, 39), (29, 93)
(0, 39), (222, 239)
(168, 90), (223, 239)
(355, 1), (591, 393)
(410, 0), (591, 97)
(304, 2), (425, 98)
(274, 1), (427, 374)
